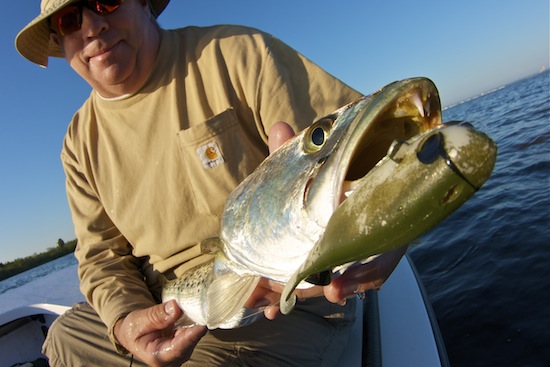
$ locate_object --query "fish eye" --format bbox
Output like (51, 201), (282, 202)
(304, 118), (333, 153)
(312, 127), (325, 146)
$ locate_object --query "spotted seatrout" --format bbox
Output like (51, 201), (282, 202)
(162, 77), (497, 328)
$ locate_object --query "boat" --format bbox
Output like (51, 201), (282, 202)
(0, 254), (449, 366)
(0, 304), (69, 366)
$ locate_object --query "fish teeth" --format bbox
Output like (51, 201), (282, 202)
(412, 93), (425, 118)
(425, 97), (431, 117)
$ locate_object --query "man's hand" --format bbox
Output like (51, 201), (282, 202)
(114, 300), (206, 367)
(248, 246), (405, 313)
(323, 245), (407, 303)
(268, 121), (296, 154)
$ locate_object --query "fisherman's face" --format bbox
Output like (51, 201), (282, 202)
(50, 0), (160, 97)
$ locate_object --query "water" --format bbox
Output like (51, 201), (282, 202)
(410, 71), (550, 367)
(0, 254), (81, 315)
(1, 72), (548, 366)
(0, 253), (77, 295)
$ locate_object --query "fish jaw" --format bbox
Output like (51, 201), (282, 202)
(280, 122), (497, 314)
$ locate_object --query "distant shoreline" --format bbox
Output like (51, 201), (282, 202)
(0, 240), (77, 281)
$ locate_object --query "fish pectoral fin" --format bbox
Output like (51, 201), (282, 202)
(206, 273), (261, 328)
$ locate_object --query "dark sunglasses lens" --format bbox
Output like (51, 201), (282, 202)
(53, 6), (82, 36)
(88, 0), (124, 14)
(51, 0), (124, 35)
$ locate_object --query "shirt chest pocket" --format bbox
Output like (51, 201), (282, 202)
(177, 108), (267, 215)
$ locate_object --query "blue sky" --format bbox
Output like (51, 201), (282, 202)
(1, 0), (548, 263)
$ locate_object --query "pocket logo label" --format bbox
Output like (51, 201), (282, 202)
(197, 141), (225, 169)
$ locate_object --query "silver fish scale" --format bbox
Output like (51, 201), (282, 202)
(162, 261), (215, 325)
(219, 139), (323, 282)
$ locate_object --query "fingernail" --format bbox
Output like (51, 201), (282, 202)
(165, 300), (175, 316)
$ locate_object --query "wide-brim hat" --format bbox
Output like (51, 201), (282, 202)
(15, 0), (170, 67)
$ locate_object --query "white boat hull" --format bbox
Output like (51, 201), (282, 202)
(0, 304), (69, 366)
(0, 255), (448, 367)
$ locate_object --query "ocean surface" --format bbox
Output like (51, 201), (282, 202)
(410, 71), (550, 367)
(1, 72), (548, 366)
(0, 254), (77, 296)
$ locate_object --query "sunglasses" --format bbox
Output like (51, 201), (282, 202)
(50, 0), (126, 36)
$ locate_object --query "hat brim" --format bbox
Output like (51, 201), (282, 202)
(15, 0), (170, 68)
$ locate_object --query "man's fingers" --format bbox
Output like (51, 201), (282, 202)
(268, 121), (295, 154)
(156, 325), (207, 362)
(127, 304), (206, 366)
(323, 246), (407, 303)
(139, 300), (182, 335)
(263, 305), (280, 320)
(323, 264), (379, 303)
(245, 280), (282, 309)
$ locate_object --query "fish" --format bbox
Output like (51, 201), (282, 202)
(162, 77), (497, 328)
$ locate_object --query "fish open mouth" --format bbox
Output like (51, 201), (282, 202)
(339, 80), (442, 202)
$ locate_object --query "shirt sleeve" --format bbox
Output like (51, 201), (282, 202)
(255, 32), (362, 140)
(61, 125), (157, 353)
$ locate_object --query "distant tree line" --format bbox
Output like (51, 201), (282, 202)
(0, 239), (77, 281)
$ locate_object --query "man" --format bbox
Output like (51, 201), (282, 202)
(16, 1), (406, 366)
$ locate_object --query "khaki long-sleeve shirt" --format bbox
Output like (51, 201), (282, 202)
(61, 25), (361, 347)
